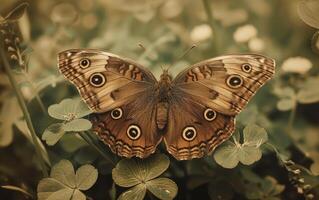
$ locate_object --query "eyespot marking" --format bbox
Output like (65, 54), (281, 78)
(111, 107), (123, 120)
(182, 126), (197, 141)
(127, 124), (141, 140)
(241, 63), (252, 73)
(226, 75), (243, 89)
(89, 73), (106, 87)
(79, 58), (91, 68)
(204, 108), (217, 121)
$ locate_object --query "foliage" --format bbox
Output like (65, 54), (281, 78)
(112, 154), (177, 200)
(37, 159), (98, 200)
(1, 0), (319, 200)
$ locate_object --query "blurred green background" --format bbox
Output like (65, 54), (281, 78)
(1, 0), (319, 199)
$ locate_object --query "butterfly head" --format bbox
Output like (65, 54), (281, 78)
(160, 67), (172, 82)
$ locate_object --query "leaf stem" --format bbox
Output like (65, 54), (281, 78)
(287, 104), (296, 134)
(202, 0), (219, 55)
(78, 132), (116, 166)
(1, 185), (34, 199)
(0, 48), (48, 177)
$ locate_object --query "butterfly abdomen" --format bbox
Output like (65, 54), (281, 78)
(156, 102), (169, 130)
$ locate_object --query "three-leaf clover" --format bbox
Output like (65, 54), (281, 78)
(274, 87), (297, 111)
(112, 154), (178, 200)
(214, 124), (268, 169)
(37, 159), (98, 200)
(42, 98), (93, 145)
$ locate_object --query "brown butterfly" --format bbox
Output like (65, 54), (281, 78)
(58, 49), (275, 160)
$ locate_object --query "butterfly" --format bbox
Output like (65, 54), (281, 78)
(58, 49), (275, 160)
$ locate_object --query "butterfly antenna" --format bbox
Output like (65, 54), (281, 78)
(138, 43), (146, 51)
(167, 44), (197, 70)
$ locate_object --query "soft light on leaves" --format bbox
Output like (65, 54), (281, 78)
(42, 123), (65, 146)
(214, 124), (268, 169)
(296, 77), (319, 104)
(42, 120), (92, 145)
(233, 24), (257, 43)
(75, 164), (99, 190)
(146, 178), (178, 200)
(190, 24), (213, 43)
(298, 0), (319, 29)
(51, 3), (78, 25)
(118, 184), (146, 200)
(274, 87), (296, 111)
(43, 98), (93, 145)
(113, 154), (177, 200)
(248, 37), (265, 52)
(37, 160), (98, 200)
(50, 160), (76, 188)
(281, 57), (312, 74)
(63, 119), (92, 132)
(48, 98), (92, 121)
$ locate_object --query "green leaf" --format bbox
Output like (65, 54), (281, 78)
(298, 0), (319, 29)
(48, 98), (92, 120)
(297, 77), (319, 104)
(37, 178), (69, 200)
(59, 134), (87, 153)
(37, 160), (98, 200)
(118, 184), (147, 200)
(72, 189), (86, 200)
(213, 141), (240, 169)
(50, 160), (76, 188)
(112, 154), (170, 187)
(214, 125), (268, 168)
(75, 164), (98, 190)
(238, 146), (262, 165)
(63, 119), (92, 132)
(276, 98), (296, 111)
(4, 3), (29, 21)
(42, 123), (65, 146)
(147, 178), (178, 200)
(243, 124), (268, 147)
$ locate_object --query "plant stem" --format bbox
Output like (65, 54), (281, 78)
(1, 48), (48, 177)
(202, 0), (219, 55)
(78, 132), (116, 166)
(287, 104), (296, 135)
(22, 71), (46, 114)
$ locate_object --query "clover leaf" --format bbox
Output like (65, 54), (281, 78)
(214, 124), (268, 169)
(298, 0), (319, 29)
(37, 159), (98, 200)
(274, 87), (297, 111)
(42, 98), (92, 145)
(48, 98), (92, 121)
(296, 77), (319, 104)
(112, 154), (178, 200)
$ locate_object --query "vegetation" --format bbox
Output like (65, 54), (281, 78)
(1, 0), (319, 199)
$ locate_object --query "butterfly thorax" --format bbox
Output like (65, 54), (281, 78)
(157, 69), (173, 102)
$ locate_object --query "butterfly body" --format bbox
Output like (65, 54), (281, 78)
(58, 49), (275, 160)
